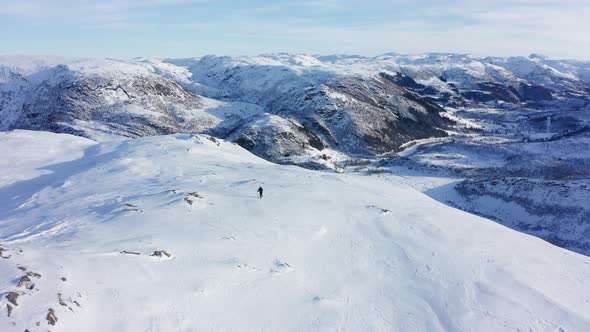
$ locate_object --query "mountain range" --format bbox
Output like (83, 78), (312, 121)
(1, 52), (590, 254)
(1, 52), (590, 331)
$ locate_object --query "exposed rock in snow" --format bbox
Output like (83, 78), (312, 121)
(150, 250), (171, 258)
(6, 292), (19, 306)
(46, 308), (57, 326)
(16, 276), (34, 290)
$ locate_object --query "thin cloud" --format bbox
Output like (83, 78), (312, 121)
(0, 0), (588, 59)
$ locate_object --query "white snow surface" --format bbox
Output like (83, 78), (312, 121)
(1, 130), (589, 331)
(0, 130), (96, 187)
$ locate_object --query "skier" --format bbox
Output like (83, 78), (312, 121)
(257, 186), (264, 199)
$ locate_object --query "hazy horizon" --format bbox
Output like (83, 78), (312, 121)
(1, 51), (588, 63)
(1, 0), (589, 60)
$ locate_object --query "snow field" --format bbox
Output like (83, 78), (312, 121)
(0, 130), (589, 331)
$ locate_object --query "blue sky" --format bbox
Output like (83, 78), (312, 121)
(1, 0), (589, 59)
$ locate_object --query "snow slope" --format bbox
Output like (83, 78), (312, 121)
(1, 130), (589, 331)
(0, 130), (95, 187)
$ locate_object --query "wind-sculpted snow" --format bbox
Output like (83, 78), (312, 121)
(1, 130), (590, 331)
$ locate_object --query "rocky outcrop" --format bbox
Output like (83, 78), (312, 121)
(519, 83), (553, 101)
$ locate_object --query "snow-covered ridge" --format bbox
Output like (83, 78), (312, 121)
(3, 52), (588, 159)
(0, 130), (589, 331)
(0, 53), (459, 164)
(1, 53), (589, 255)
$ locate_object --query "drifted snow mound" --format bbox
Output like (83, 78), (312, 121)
(1, 130), (589, 331)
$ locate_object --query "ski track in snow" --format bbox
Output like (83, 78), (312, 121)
(0, 130), (589, 331)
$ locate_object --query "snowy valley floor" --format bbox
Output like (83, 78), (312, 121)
(1, 130), (590, 331)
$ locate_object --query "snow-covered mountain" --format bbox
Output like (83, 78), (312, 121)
(2, 53), (589, 162)
(1, 130), (589, 331)
(382, 107), (590, 256)
(0, 54), (454, 165)
(0, 57), (212, 140)
(164, 54), (452, 158)
(1, 52), (590, 254)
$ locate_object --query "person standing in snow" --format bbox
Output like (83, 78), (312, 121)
(257, 186), (264, 199)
